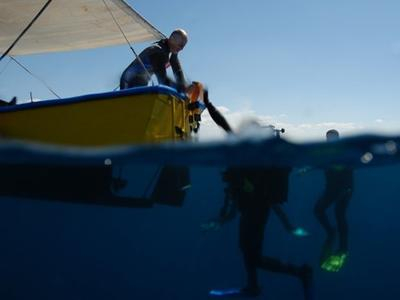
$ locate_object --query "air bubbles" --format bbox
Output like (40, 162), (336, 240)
(104, 158), (112, 165)
(371, 140), (398, 155)
(360, 152), (373, 164)
(384, 140), (397, 154)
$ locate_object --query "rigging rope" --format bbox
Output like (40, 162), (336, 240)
(10, 56), (61, 99)
(0, 0), (53, 63)
(0, 57), (12, 78)
(102, 0), (154, 86)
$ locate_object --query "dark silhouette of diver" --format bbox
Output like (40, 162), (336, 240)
(203, 90), (313, 299)
(215, 167), (313, 298)
(202, 168), (309, 238)
(314, 129), (354, 272)
(201, 90), (309, 237)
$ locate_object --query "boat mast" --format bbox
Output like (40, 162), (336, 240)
(0, 0), (53, 63)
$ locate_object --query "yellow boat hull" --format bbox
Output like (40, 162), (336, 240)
(0, 86), (190, 146)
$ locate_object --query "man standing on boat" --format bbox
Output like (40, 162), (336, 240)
(120, 29), (188, 91)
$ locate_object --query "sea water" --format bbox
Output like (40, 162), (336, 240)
(0, 135), (399, 299)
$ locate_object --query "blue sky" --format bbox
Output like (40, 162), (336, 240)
(1, 0), (399, 141)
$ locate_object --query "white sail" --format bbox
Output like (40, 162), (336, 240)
(0, 0), (164, 56)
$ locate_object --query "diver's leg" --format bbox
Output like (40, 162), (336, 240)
(120, 77), (128, 90)
(120, 71), (147, 90)
(258, 256), (304, 277)
(239, 207), (270, 295)
(128, 76), (148, 88)
(317, 191), (352, 273)
(314, 192), (336, 235)
(258, 257), (313, 300)
(314, 192), (336, 263)
(259, 256), (299, 275)
(119, 68), (130, 90)
(239, 213), (257, 292)
(335, 190), (352, 253)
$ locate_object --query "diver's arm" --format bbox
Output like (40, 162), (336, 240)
(201, 188), (237, 231)
(273, 205), (310, 237)
(150, 50), (173, 86)
(170, 54), (186, 92)
(217, 188), (237, 224)
(204, 90), (233, 133)
(273, 205), (294, 232)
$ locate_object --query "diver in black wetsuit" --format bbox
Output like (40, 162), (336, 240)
(202, 91), (312, 299)
(220, 167), (313, 298)
(202, 91), (308, 236)
(201, 89), (233, 133)
(202, 170), (309, 238)
(120, 29), (187, 91)
(314, 129), (354, 272)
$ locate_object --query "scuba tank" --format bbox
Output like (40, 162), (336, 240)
(186, 81), (205, 133)
(264, 125), (285, 138)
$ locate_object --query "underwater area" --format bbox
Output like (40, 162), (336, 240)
(0, 135), (399, 300)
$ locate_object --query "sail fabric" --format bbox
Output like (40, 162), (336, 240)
(0, 0), (164, 56)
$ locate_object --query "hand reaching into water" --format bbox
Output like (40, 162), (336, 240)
(292, 227), (310, 237)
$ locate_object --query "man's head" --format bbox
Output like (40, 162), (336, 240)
(326, 129), (339, 141)
(168, 29), (188, 54)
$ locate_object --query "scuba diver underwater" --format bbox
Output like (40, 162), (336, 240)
(208, 166), (313, 299)
(314, 129), (354, 272)
(199, 90), (313, 299)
